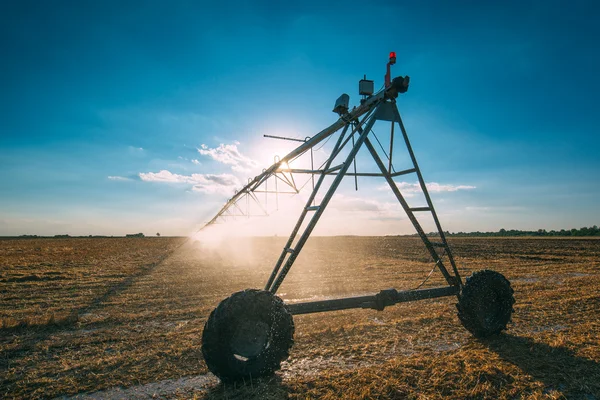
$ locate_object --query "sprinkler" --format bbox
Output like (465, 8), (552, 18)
(199, 53), (515, 381)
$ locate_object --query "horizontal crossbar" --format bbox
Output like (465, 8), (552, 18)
(391, 168), (417, 177)
(278, 168), (417, 178)
(285, 285), (459, 315)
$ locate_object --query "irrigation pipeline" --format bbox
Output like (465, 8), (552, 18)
(198, 81), (400, 231)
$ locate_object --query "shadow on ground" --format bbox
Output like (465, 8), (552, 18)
(201, 375), (289, 400)
(0, 249), (178, 376)
(198, 333), (600, 400)
(485, 334), (599, 399)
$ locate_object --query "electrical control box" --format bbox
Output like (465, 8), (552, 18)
(332, 93), (350, 115)
(359, 79), (374, 96)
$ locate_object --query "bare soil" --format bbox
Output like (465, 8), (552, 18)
(1, 236), (599, 399)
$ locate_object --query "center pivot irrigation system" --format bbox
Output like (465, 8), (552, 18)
(200, 53), (515, 381)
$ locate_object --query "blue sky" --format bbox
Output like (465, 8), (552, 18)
(1, 0), (598, 236)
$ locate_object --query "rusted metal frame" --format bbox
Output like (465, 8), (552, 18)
(362, 136), (457, 286)
(394, 108), (462, 284)
(286, 285), (459, 315)
(268, 109), (381, 293)
(264, 123), (354, 291)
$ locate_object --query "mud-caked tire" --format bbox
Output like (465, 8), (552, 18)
(457, 270), (515, 338)
(201, 289), (294, 381)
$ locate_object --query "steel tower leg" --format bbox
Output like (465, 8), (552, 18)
(264, 123), (352, 291)
(266, 106), (381, 293)
(363, 137), (457, 286)
(394, 109), (461, 282)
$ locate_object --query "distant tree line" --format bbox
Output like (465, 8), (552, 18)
(422, 226), (600, 237)
(13, 233), (151, 238)
(125, 233), (145, 238)
(10, 226), (600, 239)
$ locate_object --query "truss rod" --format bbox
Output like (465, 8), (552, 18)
(264, 123), (353, 291)
(200, 89), (389, 230)
(273, 171), (298, 193)
(221, 214), (270, 218)
(263, 107), (376, 290)
(252, 190), (298, 194)
(249, 191), (269, 216)
(389, 121), (395, 173)
(363, 137), (457, 286)
(263, 134), (306, 143)
(395, 108), (461, 283)
(280, 169), (416, 178)
(268, 108), (380, 293)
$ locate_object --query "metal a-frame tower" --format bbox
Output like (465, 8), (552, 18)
(200, 53), (515, 381)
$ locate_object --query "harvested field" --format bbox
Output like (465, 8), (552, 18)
(1, 236), (599, 399)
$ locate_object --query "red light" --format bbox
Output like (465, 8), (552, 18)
(389, 52), (396, 59)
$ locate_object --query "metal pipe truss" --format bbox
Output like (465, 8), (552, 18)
(200, 76), (462, 313)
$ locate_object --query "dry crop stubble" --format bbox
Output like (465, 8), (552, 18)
(1, 237), (599, 399)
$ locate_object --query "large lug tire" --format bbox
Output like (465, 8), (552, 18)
(201, 289), (294, 381)
(457, 270), (515, 338)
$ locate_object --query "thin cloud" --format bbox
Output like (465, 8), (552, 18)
(107, 176), (132, 181)
(139, 170), (239, 195)
(424, 182), (476, 192)
(198, 142), (258, 172)
(191, 159), (201, 165)
(329, 194), (405, 221)
(383, 181), (476, 196)
(331, 194), (382, 212)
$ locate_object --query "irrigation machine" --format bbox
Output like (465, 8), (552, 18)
(200, 53), (515, 381)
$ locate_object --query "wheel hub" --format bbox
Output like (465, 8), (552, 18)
(230, 319), (270, 359)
